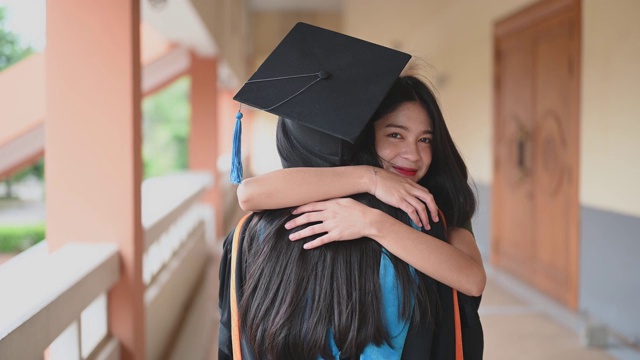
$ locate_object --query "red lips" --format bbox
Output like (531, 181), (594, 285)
(392, 166), (417, 177)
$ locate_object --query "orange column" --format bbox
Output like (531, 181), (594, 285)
(189, 53), (224, 238)
(45, 1), (144, 360)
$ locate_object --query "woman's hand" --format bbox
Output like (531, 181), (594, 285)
(369, 167), (439, 229)
(285, 198), (376, 249)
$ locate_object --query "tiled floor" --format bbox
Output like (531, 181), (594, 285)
(481, 278), (615, 359)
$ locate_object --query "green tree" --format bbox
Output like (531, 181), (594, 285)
(0, 6), (45, 254)
(0, 7), (33, 70)
(1, 6), (38, 199)
(142, 76), (191, 179)
(1, 159), (44, 199)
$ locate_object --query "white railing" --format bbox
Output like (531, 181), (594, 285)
(141, 172), (215, 360)
(0, 242), (121, 360)
(0, 171), (216, 360)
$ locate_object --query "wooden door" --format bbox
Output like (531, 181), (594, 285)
(492, 0), (580, 309)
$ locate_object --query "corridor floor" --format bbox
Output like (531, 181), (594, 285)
(481, 268), (623, 360)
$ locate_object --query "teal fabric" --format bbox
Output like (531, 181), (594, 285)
(324, 221), (421, 359)
(325, 251), (412, 359)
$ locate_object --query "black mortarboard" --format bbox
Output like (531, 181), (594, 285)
(230, 22), (411, 183)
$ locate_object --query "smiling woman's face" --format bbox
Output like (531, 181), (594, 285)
(374, 101), (433, 183)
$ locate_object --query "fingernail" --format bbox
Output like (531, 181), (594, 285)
(284, 222), (292, 229)
(289, 234), (296, 240)
(303, 243), (310, 250)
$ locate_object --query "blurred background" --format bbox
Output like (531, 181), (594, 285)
(0, 0), (638, 359)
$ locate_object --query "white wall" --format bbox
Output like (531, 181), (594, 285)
(249, 114), (281, 175)
(344, 0), (640, 217)
(344, 0), (536, 184)
(581, 0), (640, 217)
(246, 1), (640, 217)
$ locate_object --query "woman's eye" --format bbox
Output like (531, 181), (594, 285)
(419, 137), (432, 143)
(388, 133), (402, 139)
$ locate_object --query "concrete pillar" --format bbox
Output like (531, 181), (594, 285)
(45, 1), (144, 359)
(188, 53), (225, 239)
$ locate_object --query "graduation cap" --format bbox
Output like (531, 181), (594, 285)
(231, 22), (411, 184)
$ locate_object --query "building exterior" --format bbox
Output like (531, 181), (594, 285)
(0, 0), (638, 358)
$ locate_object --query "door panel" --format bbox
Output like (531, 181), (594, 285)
(492, 0), (580, 309)
(492, 30), (535, 283)
(531, 12), (579, 306)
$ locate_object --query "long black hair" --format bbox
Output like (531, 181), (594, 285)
(238, 117), (434, 359)
(358, 76), (476, 227)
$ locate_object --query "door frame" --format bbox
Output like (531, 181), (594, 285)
(492, 0), (581, 309)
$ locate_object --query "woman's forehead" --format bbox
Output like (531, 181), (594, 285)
(375, 102), (432, 131)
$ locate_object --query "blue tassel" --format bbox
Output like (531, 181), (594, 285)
(230, 111), (243, 184)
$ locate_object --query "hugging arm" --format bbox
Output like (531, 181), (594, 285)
(238, 167), (485, 295)
(286, 198), (486, 297)
(237, 166), (439, 228)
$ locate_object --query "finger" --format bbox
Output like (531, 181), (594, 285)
(285, 212), (324, 229)
(292, 201), (328, 214)
(406, 196), (430, 230)
(289, 224), (326, 241)
(413, 190), (439, 223)
(399, 203), (422, 228)
(303, 234), (334, 249)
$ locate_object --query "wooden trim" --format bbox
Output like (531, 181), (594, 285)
(492, 0), (581, 310)
(566, 0), (581, 310)
(495, 0), (579, 37)
(490, 33), (503, 267)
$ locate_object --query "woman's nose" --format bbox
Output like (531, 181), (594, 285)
(401, 142), (420, 161)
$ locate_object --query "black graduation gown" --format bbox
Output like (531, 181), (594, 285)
(217, 214), (483, 359)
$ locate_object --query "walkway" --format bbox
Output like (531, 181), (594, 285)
(482, 266), (638, 360)
(482, 275), (613, 359)
(206, 264), (630, 359)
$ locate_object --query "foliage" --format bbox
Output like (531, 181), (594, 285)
(0, 7), (33, 70)
(5, 158), (44, 182)
(1, 6), (41, 198)
(0, 223), (46, 253)
(143, 76), (191, 179)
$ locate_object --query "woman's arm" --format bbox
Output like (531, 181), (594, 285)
(237, 166), (371, 211)
(237, 166), (439, 227)
(286, 198), (486, 297)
